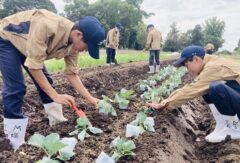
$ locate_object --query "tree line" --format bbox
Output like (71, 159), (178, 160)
(1, 0), (238, 52)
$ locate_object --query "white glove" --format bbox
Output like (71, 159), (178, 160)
(43, 102), (68, 126)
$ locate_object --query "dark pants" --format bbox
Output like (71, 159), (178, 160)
(0, 38), (53, 119)
(149, 50), (160, 66)
(203, 80), (240, 118)
(106, 48), (116, 64)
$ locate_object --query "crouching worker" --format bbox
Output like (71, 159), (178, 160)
(147, 45), (240, 143)
(0, 9), (105, 150)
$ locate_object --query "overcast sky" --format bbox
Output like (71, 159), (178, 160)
(51, 0), (240, 51)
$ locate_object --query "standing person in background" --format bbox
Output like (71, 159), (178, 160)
(144, 24), (162, 74)
(0, 9), (105, 150)
(106, 23), (123, 65)
(205, 42), (215, 54)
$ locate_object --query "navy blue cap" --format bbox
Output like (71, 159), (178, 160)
(147, 24), (154, 31)
(78, 16), (105, 59)
(173, 45), (205, 67)
(115, 23), (123, 30)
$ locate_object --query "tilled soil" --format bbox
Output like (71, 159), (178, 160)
(0, 60), (240, 163)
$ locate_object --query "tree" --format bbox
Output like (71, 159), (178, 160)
(134, 22), (147, 49)
(234, 39), (240, 53)
(178, 29), (192, 50)
(163, 23), (181, 52)
(64, 0), (152, 49)
(203, 17), (225, 51)
(0, 0), (57, 18)
(191, 24), (203, 46)
(63, 0), (90, 21)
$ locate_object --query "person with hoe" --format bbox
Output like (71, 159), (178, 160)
(147, 45), (240, 143)
(0, 9), (105, 150)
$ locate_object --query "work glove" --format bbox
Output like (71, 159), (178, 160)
(43, 102), (68, 126)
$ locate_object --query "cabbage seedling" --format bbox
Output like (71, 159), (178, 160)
(98, 95), (117, 116)
(69, 117), (103, 141)
(130, 112), (155, 133)
(114, 88), (134, 109)
(138, 80), (148, 91)
(110, 136), (136, 161)
(96, 137), (136, 163)
(28, 133), (76, 162)
(141, 88), (161, 103)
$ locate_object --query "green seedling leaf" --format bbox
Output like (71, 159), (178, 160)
(29, 133), (72, 162)
(71, 117), (103, 141)
(136, 112), (147, 123)
(102, 95), (114, 102)
(76, 117), (89, 128)
(138, 80), (149, 91)
(139, 84), (146, 91)
(78, 129), (86, 142)
(129, 110), (155, 134)
(143, 107), (156, 114)
(98, 99), (117, 116)
(122, 140), (136, 152)
(119, 88), (134, 99)
(115, 94), (129, 110)
(89, 127), (103, 134)
(119, 99), (129, 110)
(44, 133), (66, 157)
(109, 136), (136, 161)
(149, 80), (157, 87)
(69, 129), (79, 136)
(111, 152), (122, 162)
(58, 147), (76, 161)
(143, 117), (155, 132)
(45, 141), (66, 157)
(28, 133), (45, 149)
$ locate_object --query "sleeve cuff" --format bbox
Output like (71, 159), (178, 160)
(64, 67), (79, 75)
(24, 57), (44, 69)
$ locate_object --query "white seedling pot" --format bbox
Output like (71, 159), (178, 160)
(95, 151), (115, 163)
(61, 137), (78, 151)
(126, 124), (142, 137)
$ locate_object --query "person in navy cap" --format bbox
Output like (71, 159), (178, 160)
(0, 9), (105, 150)
(147, 45), (240, 143)
(105, 23), (123, 65)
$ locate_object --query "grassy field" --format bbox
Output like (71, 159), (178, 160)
(45, 49), (178, 73)
(221, 54), (240, 63)
(44, 49), (240, 73)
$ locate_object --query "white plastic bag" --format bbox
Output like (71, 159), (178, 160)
(96, 151), (115, 163)
(126, 124), (142, 137)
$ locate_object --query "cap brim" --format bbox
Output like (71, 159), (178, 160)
(173, 57), (186, 67)
(87, 42), (99, 59)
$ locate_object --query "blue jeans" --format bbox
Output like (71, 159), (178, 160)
(106, 48), (116, 64)
(203, 80), (240, 118)
(0, 37), (53, 119)
(149, 50), (160, 66)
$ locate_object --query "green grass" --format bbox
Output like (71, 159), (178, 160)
(220, 54), (240, 63)
(45, 49), (178, 73)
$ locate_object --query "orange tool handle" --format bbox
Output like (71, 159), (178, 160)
(71, 104), (86, 117)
